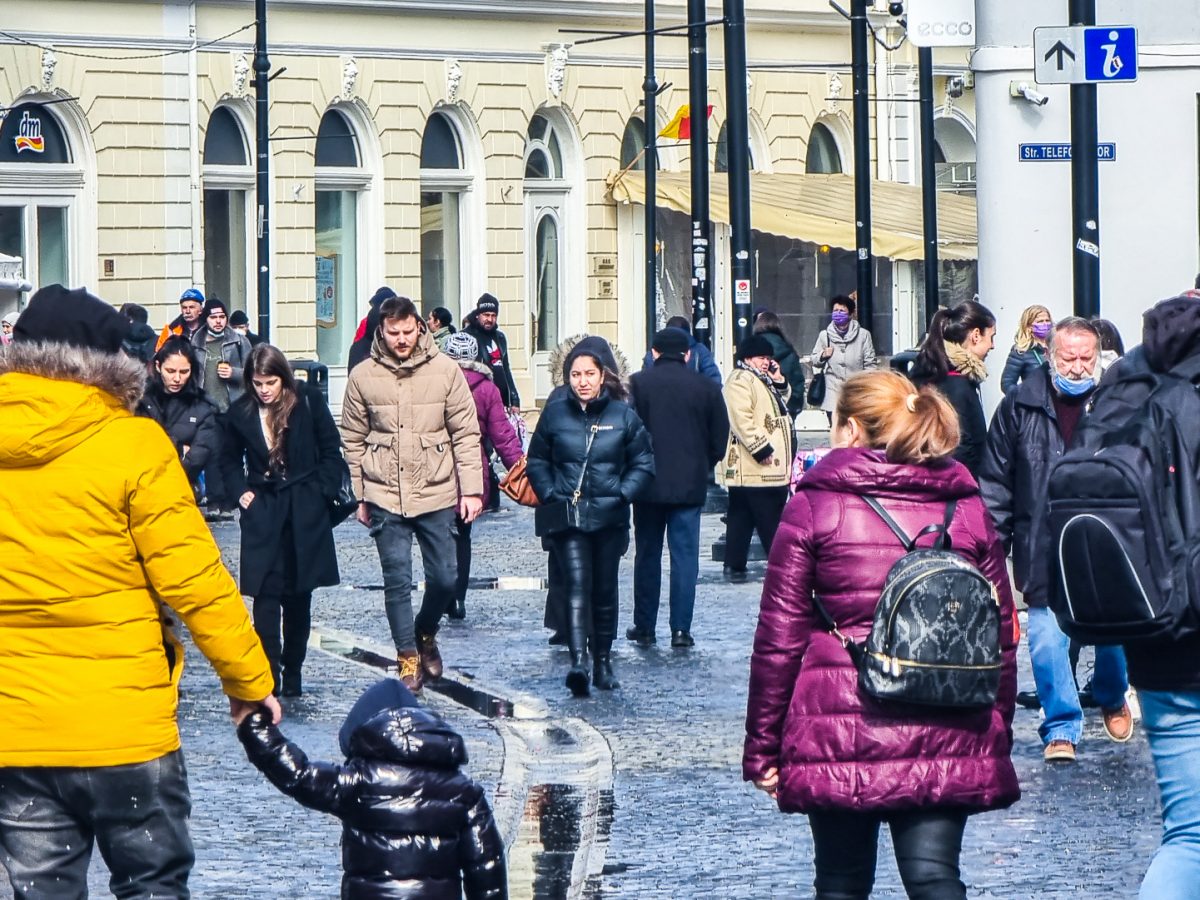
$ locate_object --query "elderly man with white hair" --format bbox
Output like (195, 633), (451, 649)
(978, 316), (1133, 764)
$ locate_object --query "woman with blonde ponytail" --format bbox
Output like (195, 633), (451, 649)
(744, 370), (1018, 898)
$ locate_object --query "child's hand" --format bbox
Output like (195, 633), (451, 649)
(230, 694), (283, 726)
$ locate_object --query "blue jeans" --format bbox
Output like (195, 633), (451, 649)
(1140, 690), (1200, 898)
(368, 504), (458, 652)
(1026, 606), (1128, 744)
(0, 750), (193, 899)
(633, 503), (702, 634)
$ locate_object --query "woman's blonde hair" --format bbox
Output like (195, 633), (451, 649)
(1014, 304), (1052, 352)
(834, 370), (960, 465)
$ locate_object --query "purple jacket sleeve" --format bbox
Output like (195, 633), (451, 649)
(962, 495), (1019, 731)
(478, 379), (524, 469)
(743, 494), (818, 782)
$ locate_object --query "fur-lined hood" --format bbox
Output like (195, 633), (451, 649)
(547, 334), (631, 388)
(0, 341), (146, 467)
(453, 358), (493, 380)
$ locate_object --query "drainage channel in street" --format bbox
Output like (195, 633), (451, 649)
(311, 627), (613, 900)
(350, 576), (547, 592)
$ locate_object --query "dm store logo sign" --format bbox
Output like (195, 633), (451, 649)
(15, 111), (44, 154)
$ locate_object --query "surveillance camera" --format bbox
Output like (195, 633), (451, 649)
(946, 75), (965, 99)
(888, 1), (904, 15)
(1009, 81), (1049, 107)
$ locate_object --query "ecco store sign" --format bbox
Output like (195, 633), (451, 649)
(906, 0), (977, 48)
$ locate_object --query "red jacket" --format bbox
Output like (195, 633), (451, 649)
(743, 447), (1019, 814)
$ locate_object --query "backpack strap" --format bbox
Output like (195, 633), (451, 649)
(811, 594), (867, 669)
(862, 496), (957, 552)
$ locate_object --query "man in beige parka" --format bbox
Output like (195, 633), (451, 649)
(342, 295), (484, 691)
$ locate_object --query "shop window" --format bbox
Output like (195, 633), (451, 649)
(202, 106), (252, 313)
(805, 122), (842, 174)
(421, 112), (471, 322)
(314, 109), (364, 366)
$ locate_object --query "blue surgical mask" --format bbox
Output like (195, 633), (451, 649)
(1053, 371), (1095, 396)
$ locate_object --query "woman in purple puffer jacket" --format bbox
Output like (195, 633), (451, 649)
(443, 332), (525, 620)
(744, 370), (1019, 900)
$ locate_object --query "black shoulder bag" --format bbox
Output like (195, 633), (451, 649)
(534, 422), (600, 537)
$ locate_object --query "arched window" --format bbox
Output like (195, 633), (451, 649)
(314, 108), (368, 367)
(620, 116), (658, 171)
(421, 111), (473, 322)
(715, 121), (756, 173)
(202, 106), (252, 315)
(933, 116), (976, 194)
(524, 113), (571, 353)
(805, 122), (842, 174)
(0, 102), (79, 291)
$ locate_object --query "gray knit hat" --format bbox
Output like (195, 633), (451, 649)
(443, 331), (479, 361)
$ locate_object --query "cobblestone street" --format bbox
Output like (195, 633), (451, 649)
(2, 500), (1164, 898)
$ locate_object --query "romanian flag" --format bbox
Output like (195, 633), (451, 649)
(658, 104), (714, 141)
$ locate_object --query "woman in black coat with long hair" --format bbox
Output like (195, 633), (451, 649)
(221, 344), (343, 697)
(138, 336), (220, 500)
(909, 299), (998, 477)
(527, 343), (655, 697)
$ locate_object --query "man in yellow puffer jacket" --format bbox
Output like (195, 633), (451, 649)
(0, 285), (279, 899)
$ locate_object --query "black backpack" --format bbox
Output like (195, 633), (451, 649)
(1047, 353), (1200, 644)
(815, 496), (1002, 710)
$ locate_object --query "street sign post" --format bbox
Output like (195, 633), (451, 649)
(1033, 25), (1137, 85)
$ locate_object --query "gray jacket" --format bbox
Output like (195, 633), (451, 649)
(191, 327), (252, 407)
(811, 321), (878, 413)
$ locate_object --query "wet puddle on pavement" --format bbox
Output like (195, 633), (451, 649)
(312, 629), (613, 899)
(350, 576), (548, 592)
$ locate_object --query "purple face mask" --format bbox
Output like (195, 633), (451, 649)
(1031, 322), (1052, 341)
(832, 310), (851, 328)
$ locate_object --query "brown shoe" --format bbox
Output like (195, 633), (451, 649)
(1102, 702), (1134, 743)
(397, 651), (423, 693)
(1043, 739), (1077, 763)
(417, 633), (443, 681)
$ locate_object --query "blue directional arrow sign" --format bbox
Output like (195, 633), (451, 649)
(1083, 27), (1137, 82)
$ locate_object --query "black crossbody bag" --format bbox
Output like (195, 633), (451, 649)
(534, 423), (600, 537)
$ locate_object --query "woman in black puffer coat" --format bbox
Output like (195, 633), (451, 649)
(238, 679), (507, 900)
(137, 336), (220, 499)
(527, 342), (655, 697)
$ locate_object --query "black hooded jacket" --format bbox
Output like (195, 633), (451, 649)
(239, 705), (507, 900)
(137, 382), (221, 481)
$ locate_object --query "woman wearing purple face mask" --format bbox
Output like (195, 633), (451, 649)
(811, 295), (878, 422)
(1001, 305), (1053, 393)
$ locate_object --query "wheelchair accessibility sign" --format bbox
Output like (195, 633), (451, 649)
(1034, 25), (1138, 85)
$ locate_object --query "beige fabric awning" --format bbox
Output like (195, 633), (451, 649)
(608, 170), (978, 262)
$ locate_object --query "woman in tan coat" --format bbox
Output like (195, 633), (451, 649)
(720, 334), (793, 582)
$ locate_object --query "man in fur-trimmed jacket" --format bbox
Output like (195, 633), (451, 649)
(341, 295), (483, 693)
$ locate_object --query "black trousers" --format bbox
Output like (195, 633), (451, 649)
(723, 486), (788, 571)
(253, 592), (312, 691)
(808, 808), (969, 900)
(544, 539), (565, 636)
(453, 517), (473, 605)
(553, 527), (627, 659)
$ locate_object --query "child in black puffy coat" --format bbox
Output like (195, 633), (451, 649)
(237, 679), (507, 899)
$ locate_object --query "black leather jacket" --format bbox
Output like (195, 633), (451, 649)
(239, 708), (507, 900)
(526, 390), (655, 533)
(137, 385), (220, 480)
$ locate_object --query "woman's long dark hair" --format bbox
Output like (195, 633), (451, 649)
(911, 299), (996, 380)
(570, 351), (627, 403)
(244, 344), (299, 473)
(149, 337), (202, 402)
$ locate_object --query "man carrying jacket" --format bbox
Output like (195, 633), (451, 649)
(978, 316), (1132, 764)
(627, 327), (729, 648)
(342, 295), (484, 693)
(0, 285), (278, 898)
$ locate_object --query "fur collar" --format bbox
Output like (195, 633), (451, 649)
(0, 341), (146, 411)
(455, 359), (493, 379)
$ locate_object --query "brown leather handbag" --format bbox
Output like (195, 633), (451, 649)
(499, 456), (540, 507)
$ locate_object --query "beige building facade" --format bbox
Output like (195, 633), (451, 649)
(0, 0), (977, 407)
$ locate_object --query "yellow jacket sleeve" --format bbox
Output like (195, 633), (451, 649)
(128, 429), (274, 702)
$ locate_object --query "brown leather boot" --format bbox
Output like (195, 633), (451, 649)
(417, 632), (443, 681)
(396, 650), (423, 693)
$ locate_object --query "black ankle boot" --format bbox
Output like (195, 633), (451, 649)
(566, 649), (591, 697)
(593, 653), (619, 690)
(448, 598), (466, 620)
(280, 669), (302, 697)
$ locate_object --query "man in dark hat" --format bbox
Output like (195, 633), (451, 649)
(464, 292), (521, 511)
(191, 297), (251, 514)
(228, 309), (263, 347)
(0, 285), (278, 897)
(627, 328), (729, 647)
(348, 286), (398, 372)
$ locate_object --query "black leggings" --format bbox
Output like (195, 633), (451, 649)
(554, 528), (627, 657)
(808, 808), (968, 900)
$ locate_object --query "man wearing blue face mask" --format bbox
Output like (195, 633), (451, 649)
(979, 317), (1132, 764)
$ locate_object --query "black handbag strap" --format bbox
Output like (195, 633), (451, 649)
(812, 594), (867, 668)
(861, 495), (956, 551)
(571, 422), (600, 505)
